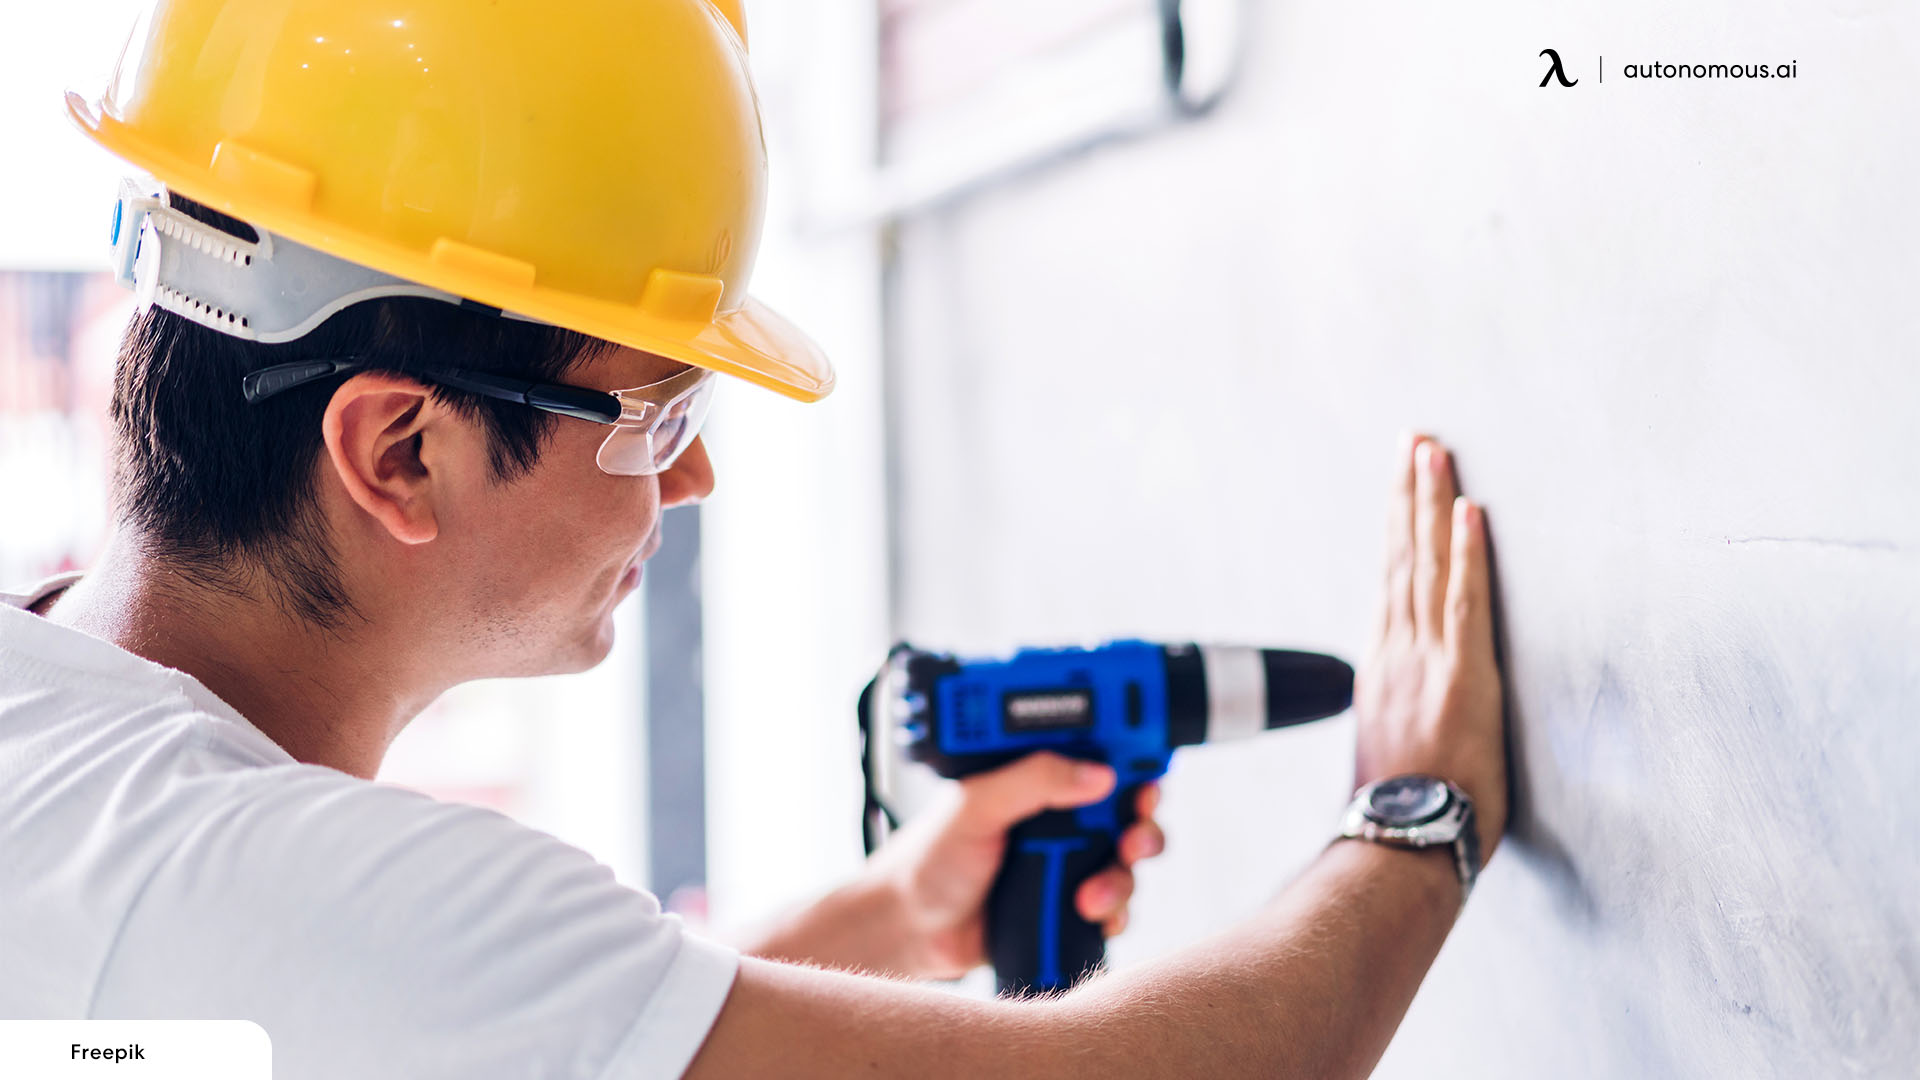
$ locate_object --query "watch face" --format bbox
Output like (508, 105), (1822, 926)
(1365, 776), (1450, 826)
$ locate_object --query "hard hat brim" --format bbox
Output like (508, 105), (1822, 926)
(68, 92), (835, 403)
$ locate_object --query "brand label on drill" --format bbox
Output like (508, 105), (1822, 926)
(1002, 689), (1095, 732)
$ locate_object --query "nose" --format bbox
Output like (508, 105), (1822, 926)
(658, 435), (715, 508)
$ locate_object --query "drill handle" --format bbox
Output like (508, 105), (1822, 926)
(986, 785), (1139, 996)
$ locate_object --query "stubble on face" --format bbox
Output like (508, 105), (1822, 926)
(439, 347), (679, 679)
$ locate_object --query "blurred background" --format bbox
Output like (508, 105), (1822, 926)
(4, 1), (1916, 1076)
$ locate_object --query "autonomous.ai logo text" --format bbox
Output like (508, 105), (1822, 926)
(1536, 48), (1800, 87)
(1539, 49), (1577, 87)
(1620, 60), (1798, 79)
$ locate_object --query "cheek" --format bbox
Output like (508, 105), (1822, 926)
(450, 433), (660, 615)
(527, 466), (660, 583)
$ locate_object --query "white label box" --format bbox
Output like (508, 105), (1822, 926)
(0, 1021), (270, 1078)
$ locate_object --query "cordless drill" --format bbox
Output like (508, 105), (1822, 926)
(858, 640), (1353, 996)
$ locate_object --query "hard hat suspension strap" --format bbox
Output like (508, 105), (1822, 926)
(109, 178), (543, 345)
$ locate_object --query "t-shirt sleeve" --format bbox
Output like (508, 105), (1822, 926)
(89, 767), (739, 1080)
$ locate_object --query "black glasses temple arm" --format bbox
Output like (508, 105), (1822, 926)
(240, 359), (367, 404)
(430, 369), (620, 424)
(241, 361), (619, 425)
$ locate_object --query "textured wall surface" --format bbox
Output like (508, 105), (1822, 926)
(884, 1), (1918, 1074)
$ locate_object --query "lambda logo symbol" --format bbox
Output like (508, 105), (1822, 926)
(1539, 48), (1578, 87)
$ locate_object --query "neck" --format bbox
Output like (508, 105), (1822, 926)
(42, 529), (447, 779)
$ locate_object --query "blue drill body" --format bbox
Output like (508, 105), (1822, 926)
(925, 639), (1172, 832)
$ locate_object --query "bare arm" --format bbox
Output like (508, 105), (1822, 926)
(689, 433), (1504, 1078)
(693, 837), (1456, 1079)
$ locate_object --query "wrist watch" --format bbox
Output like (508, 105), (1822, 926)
(1339, 774), (1481, 907)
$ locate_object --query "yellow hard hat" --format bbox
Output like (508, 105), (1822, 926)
(67, 0), (832, 402)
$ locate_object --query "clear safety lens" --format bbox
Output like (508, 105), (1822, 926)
(595, 373), (717, 476)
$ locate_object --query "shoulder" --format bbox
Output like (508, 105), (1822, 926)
(96, 767), (738, 1078)
(192, 764), (666, 939)
(123, 762), (663, 957)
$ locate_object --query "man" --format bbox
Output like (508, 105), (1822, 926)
(3, 1), (1508, 1077)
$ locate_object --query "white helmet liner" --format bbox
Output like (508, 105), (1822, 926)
(110, 178), (538, 343)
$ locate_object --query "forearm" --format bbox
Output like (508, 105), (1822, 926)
(693, 836), (1463, 1079)
(1047, 837), (1460, 1079)
(734, 873), (921, 978)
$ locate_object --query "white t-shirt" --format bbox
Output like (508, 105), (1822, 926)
(0, 574), (738, 1079)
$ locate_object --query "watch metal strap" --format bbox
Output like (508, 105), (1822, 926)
(1342, 777), (1479, 908)
(1450, 795), (1479, 907)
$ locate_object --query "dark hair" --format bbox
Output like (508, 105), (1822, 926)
(111, 194), (611, 628)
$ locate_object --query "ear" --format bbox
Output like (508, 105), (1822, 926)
(319, 373), (447, 545)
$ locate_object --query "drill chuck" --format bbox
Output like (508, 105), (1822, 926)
(1161, 645), (1356, 747)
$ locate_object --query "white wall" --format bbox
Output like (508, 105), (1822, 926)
(884, 0), (1918, 1075)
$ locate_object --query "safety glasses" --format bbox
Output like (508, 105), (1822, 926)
(241, 358), (716, 476)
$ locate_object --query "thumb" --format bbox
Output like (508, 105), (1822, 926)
(955, 752), (1115, 833)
